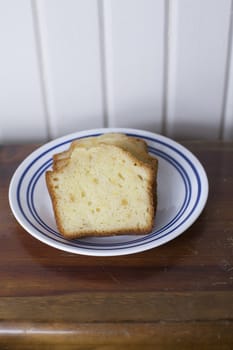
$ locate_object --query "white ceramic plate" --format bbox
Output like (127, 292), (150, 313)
(9, 128), (208, 256)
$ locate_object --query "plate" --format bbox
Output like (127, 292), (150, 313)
(9, 128), (208, 256)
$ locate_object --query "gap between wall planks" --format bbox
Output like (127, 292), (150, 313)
(222, 0), (233, 140)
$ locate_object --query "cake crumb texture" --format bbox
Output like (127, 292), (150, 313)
(46, 133), (158, 238)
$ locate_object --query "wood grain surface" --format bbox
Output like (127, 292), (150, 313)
(0, 142), (233, 349)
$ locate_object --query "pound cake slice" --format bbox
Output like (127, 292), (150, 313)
(52, 133), (150, 171)
(46, 143), (157, 238)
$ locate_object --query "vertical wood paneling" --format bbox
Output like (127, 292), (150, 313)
(36, 0), (104, 138)
(0, 1), (232, 143)
(166, 0), (232, 139)
(223, 2), (233, 141)
(102, 0), (165, 132)
(0, 0), (47, 143)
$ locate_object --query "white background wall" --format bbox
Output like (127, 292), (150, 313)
(0, 0), (233, 144)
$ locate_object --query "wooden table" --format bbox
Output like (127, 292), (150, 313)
(0, 142), (233, 349)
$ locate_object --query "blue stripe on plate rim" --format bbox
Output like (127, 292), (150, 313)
(14, 131), (203, 252)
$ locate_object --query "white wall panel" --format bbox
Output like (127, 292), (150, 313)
(166, 0), (231, 139)
(36, 0), (104, 138)
(0, 0), (232, 143)
(0, 0), (47, 143)
(103, 0), (165, 132)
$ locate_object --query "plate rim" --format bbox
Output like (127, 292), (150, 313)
(8, 128), (209, 256)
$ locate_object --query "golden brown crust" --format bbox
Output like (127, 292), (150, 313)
(46, 171), (66, 236)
